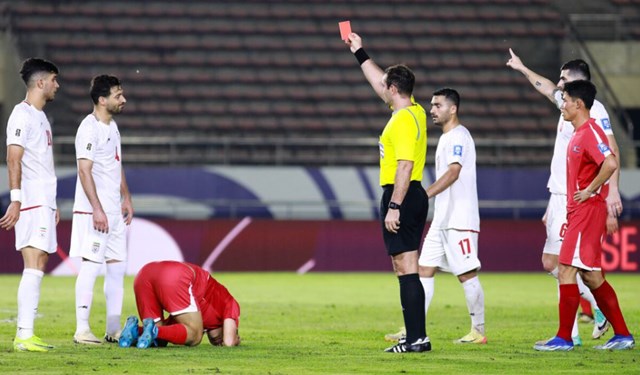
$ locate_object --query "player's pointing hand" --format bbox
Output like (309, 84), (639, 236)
(506, 48), (524, 71)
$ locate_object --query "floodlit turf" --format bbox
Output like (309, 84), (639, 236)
(0, 273), (638, 374)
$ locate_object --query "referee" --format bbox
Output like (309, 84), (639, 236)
(346, 33), (430, 353)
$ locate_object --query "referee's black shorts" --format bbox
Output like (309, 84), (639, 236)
(380, 181), (429, 256)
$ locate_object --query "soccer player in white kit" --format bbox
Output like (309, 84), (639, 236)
(418, 88), (486, 344)
(507, 50), (619, 344)
(1, 58), (59, 352)
(70, 75), (133, 345)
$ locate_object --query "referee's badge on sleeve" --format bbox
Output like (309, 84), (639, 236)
(453, 145), (463, 156)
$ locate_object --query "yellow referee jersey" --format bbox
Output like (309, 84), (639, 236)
(378, 102), (427, 186)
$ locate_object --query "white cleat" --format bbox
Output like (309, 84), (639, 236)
(73, 330), (103, 345)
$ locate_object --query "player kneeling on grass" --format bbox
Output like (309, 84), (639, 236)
(118, 261), (240, 348)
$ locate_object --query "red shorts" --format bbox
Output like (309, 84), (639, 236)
(133, 261), (199, 321)
(559, 200), (606, 271)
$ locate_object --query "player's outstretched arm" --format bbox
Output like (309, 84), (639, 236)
(506, 48), (557, 105)
(345, 33), (386, 101)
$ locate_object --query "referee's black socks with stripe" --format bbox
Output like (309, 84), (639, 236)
(398, 273), (426, 343)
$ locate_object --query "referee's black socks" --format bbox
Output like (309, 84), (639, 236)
(398, 273), (427, 343)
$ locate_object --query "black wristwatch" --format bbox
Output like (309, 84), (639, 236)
(388, 202), (401, 210)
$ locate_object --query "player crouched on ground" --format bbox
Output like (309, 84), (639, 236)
(118, 261), (241, 348)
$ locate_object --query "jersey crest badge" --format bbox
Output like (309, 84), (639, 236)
(597, 143), (610, 154)
(453, 145), (463, 156)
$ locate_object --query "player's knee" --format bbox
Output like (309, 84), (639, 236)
(184, 327), (203, 346)
(541, 257), (557, 273)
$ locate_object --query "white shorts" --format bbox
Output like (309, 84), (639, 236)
(419, 228), (481, 276)
(14, 206), (57, 253)
(70, 212), (127, 263)
(542, 193), (567, 256)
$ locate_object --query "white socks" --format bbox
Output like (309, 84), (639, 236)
(462, 276), (485, 335)
(16, 268), (44, 339)
(420, 277), (434, 321)
(104, 261), (126, 335)
(576, 273), (599, 310)
(75, 261), (102, 334)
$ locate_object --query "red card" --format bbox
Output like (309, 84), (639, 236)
(339, 21), (351, 41)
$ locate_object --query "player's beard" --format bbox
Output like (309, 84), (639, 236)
(108, 104), (124, 115)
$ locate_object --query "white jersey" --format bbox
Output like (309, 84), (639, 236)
(6, 101), (57, 209)
(73, 114), (122, 215)
(548, 91), (613, 194)
(431, 125), (479, 231)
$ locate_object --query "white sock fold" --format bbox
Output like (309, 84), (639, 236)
(75, 261), (102, 334)
(419, 277), (434, 322)
(104, 261), (126, 335)
(17, 268), (44, 339)
(462, 276), (485, 335)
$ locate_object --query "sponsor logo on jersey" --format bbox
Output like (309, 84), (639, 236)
(453, 145), (463, 156)
(572, 145), (581, 153)
(86, 143), (92, 151)
(601, 118), (611, 130)
(598, 142), (610, 154)
(15, 129), (21, 137)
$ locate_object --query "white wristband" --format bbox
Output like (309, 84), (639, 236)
(10, 189), (22, 203)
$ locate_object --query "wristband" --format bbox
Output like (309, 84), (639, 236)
(10, 189), (22, 203)
(388, 201), (401, 210)
(354, 48), (370, 65)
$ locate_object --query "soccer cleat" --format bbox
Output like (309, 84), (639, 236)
(533, 336), (574, 351)
(384, 336), (431, 353)
(384, 326), (406, 342)
(136, 318), (158, 349)
(104, 330), (121, 343)
(13, 335), (53, 352)
(572, 336), (582, 347)
(594, 335), (635, 350)
(118, 316), (139, 348)
(454, 328), (487, 344)
(73, 330), (103, 345)
(592, 309), (610, 339)
(578, 312), (594, 324)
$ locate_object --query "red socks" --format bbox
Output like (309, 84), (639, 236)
(591, 281), (631, 336)
(157, 324), (188, 345)
(556, 284), (580, 341)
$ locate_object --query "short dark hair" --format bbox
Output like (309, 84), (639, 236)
(384, 64), (415, 96)
(563, 80), (596, 110)
(90, 75), (121, 104)
(432, 87), (461, 111)
(20, 58), (59, 86)
(561, 59), (591, 81)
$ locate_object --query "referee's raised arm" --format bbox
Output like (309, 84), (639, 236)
(345, 33), (386, 101)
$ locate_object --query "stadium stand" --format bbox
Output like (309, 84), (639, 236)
(2, 0), (633, 165)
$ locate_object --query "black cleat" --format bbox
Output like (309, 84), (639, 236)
(384, 337), (431, 353)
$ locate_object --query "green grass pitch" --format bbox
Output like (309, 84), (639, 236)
(0, 273), (638, 374)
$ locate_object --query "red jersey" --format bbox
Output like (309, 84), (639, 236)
(566, 118), (612, 214)
(134, 261), (240, 331)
